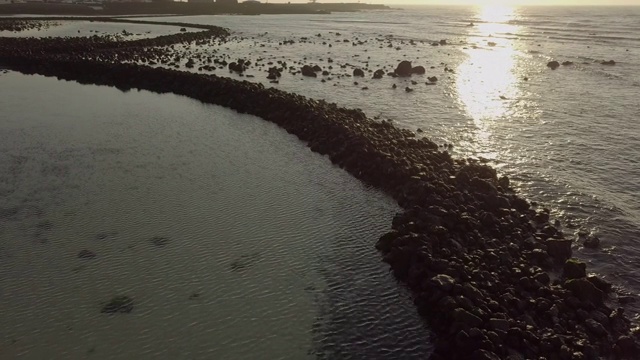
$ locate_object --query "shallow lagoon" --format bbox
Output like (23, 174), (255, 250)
(0, 72), (431, 359)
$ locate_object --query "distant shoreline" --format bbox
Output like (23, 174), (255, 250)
(0, 2), (390, 16)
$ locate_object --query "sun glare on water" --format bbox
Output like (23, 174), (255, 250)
(455, 5), (523, 160)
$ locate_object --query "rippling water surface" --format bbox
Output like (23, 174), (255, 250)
(0, 20), (201, 39)
(136, 5), (640, 317)
(0, 73), (432, 359)
(1, 4), (640, 358)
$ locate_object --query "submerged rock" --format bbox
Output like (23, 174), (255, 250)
(77, 249), (96, 259)
(547, 61), (560, 70)
(101, 296), (133, 314)
(150, 236), (170, 247)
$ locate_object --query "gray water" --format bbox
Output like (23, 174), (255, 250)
(1, 4), (640, 357)
(0, 20), (200, 39)
(136, 6), (640, 318)
(0, 73), (432, 359)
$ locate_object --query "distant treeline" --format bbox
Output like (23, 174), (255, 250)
(0, 2), (390, 16)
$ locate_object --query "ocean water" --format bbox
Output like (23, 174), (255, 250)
(0, 73), (432, 359)
(136, 5), (640, 318)
(0, 20), (200, 39)
(1, 4), (640, 358)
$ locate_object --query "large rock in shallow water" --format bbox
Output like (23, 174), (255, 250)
(301, 65), (317, 77)
(353, 68), (365, 77)
(564, 278), (604, 305)
(547, 61), (560, 70)
(563, 258), (586, 279)
(411, 66), (426, 75)
(395, 60), (413, 77)
(545, 239), (572, 261)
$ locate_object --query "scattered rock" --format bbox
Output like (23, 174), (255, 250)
(547, 61), (560, 70)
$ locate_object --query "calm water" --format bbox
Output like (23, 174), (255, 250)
(0, 73), (431, 359)
(1, 4), (640, 358)
(139, 6), (640, 317)
(0, 20), (200, 39)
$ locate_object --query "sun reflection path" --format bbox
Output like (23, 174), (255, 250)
(456, 5), (522, 161)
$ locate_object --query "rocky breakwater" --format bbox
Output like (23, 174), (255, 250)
(0, 30), (637, 360)
(0, 19), (59, 32)
(0, 18), (229, 61)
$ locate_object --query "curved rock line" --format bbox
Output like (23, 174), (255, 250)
(0, 20), (637, 360)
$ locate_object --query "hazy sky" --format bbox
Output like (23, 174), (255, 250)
(288, 0), (640, 5)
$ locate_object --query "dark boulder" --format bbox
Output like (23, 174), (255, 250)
(267, 67), (282, 80)
(583, 235), (600, 248)
(395, 60), (413, 77)
(564, 278), (604, 305)
(312, 65), (322, 72)
(563, 258), (586, 279)
(411, 66), (426, 75)
(353, 68), (365, 77)
(545, 239), (572, 261)
(614, 336), (637, 358)
(586, 275), (612, 293)
(372, 69), (385, 79)
(229, 61), (247, 73)
(301, 65), (317, 77)
(601, 60), (616, 66)
(547, 61), (560, 70)
(452, 308), (483, 328)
